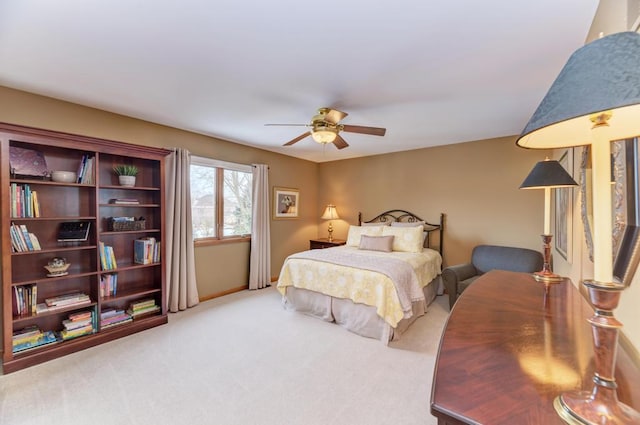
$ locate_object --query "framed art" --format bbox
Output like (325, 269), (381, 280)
(273, 187), (299, 219)
(555, 149), (573, 261)
(581, 138), (640, 285)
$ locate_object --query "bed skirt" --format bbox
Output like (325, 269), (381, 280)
(281, 275), (442, 344)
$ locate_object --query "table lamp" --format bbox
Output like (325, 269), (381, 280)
(516, 31), (640, 424)
(520, 157), (578, 282)
(321, 204), (339, 241)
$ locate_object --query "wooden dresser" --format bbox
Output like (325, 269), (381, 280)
(430, 270), (640, 425)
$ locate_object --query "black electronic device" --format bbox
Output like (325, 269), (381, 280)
(57, 221), (91, 242)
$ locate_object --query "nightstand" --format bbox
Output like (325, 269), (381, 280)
(310, 238), (346, 249)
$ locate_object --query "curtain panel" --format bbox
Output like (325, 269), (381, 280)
(249, 164), (271, 289)
(165, 148), (199, 311)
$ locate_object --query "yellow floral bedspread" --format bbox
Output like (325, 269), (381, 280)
(277, 246), (442, 327)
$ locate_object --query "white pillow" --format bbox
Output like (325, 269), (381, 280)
(346, 225), (385, 246)
(382, 225), (424, 252)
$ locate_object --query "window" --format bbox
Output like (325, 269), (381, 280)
(190, 157), (252, 241)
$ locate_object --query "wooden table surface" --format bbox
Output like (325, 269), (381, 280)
(430, 270), (640, 425)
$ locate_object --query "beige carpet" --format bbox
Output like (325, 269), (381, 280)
(0, 286), (449, 425)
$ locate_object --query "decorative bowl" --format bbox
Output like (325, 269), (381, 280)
(51, 170), (77, 183)
(44, 257), (71, 277)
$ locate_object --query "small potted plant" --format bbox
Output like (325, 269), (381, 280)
(113, 164), (138, 187)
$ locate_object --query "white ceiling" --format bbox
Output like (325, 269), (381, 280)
(0, 1), (599, 163)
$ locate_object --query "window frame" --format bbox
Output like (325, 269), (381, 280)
(190, 156), (252, 246)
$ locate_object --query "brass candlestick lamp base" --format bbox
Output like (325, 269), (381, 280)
(554, 280), (640, 424)
(533, 234), (563, 283)
(327, 221), (333, 242)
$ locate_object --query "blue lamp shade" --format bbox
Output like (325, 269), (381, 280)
(519, 159), (578, 189)
(516, 31), (640, 149)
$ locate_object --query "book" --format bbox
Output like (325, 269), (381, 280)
(134, 237), (159, 264)
(60, 325), (94, 340)
(127, 305), (160, 319)
(12, 330), (58, 353)
(110, 198), (140, 205)
(130, 298), (156, 310)
(9, 146), (48, 177)
(99, 274), (118, 297)
(45, 292), (90, 307)
(69, 310), (92, 321)
(36, 299), (91, 314)
(32, 190), (40, 217)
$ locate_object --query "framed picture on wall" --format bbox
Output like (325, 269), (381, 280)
(273, 187), (299, 219)
(555, 149), (574, 261)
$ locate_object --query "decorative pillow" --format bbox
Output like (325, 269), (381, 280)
(382, 225), (424, 252)
(361, 221), (391, 226)
(346, 225), (385, 246)
(358, 235), (394, 252)
(390, 220), (425, 228)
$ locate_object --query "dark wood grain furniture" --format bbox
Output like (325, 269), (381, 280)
(309, 238), (346, 249)
(430, 270), (640, 425)
(1, 122), (170, 373)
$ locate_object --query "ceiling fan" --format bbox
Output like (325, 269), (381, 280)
(265, 107), (386, 150)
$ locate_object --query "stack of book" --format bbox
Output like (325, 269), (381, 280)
(13, 283), (37, 316)
(60, 310), (95, 340)
(36, 292), (91, 314)
(99, 241), (118, 270)
(134, 237), (160, 265)
(127, 298), (160, 319)
(12, 326), (58, 353)
(9, 222), (41, 252)
(100, 309), (132, 329)
(10, 183), (41, 218)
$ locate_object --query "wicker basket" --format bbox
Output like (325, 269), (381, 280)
(109, 217), (146, 231)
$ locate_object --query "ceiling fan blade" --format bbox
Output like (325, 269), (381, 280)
(265, 123), (308, 127)
(342, 124), (386, 136)
(332, 135), (349, 150)
(283, 131), (311, 146)
(324, 108), (348, 124)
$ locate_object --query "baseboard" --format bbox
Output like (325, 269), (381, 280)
(199, 285), (248, 302)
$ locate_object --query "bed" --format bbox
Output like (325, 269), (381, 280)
(277, 210), (444, 344)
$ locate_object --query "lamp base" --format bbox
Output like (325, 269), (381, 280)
(327, 221), (334, 242)
(533, 270), (564, 283)
(535, 234), (564, 283)
(554, 390), (640, 425)
(553, 279), (640, 425)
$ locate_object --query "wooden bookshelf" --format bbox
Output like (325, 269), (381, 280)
(1, 122), (171, 373)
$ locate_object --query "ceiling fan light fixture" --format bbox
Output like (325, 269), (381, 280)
(311, 126), (338, 144)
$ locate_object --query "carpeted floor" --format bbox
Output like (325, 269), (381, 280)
(0, 286), (449, 425)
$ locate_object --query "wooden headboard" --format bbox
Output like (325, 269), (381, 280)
(358, 210), (445, 258)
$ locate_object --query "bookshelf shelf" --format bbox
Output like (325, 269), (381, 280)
(101, 287), (162, 302)
(13, 302), (98, 323)
(1, 122), (170, 373)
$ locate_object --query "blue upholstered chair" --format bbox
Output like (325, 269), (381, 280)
(442, 244), (544, 309)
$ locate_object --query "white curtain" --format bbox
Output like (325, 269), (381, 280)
(165, 148), (199, 311)
(249, 164), (271, 289)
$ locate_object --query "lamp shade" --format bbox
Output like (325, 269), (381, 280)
(321, 205), (339, 220)
(516, 31), (640, 149)
(519, 158), (578, 189)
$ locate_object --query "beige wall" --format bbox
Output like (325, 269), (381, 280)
(0, 86), (319, 299)
(2, 74), (639, 356)
(318, 136), (551, 267)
